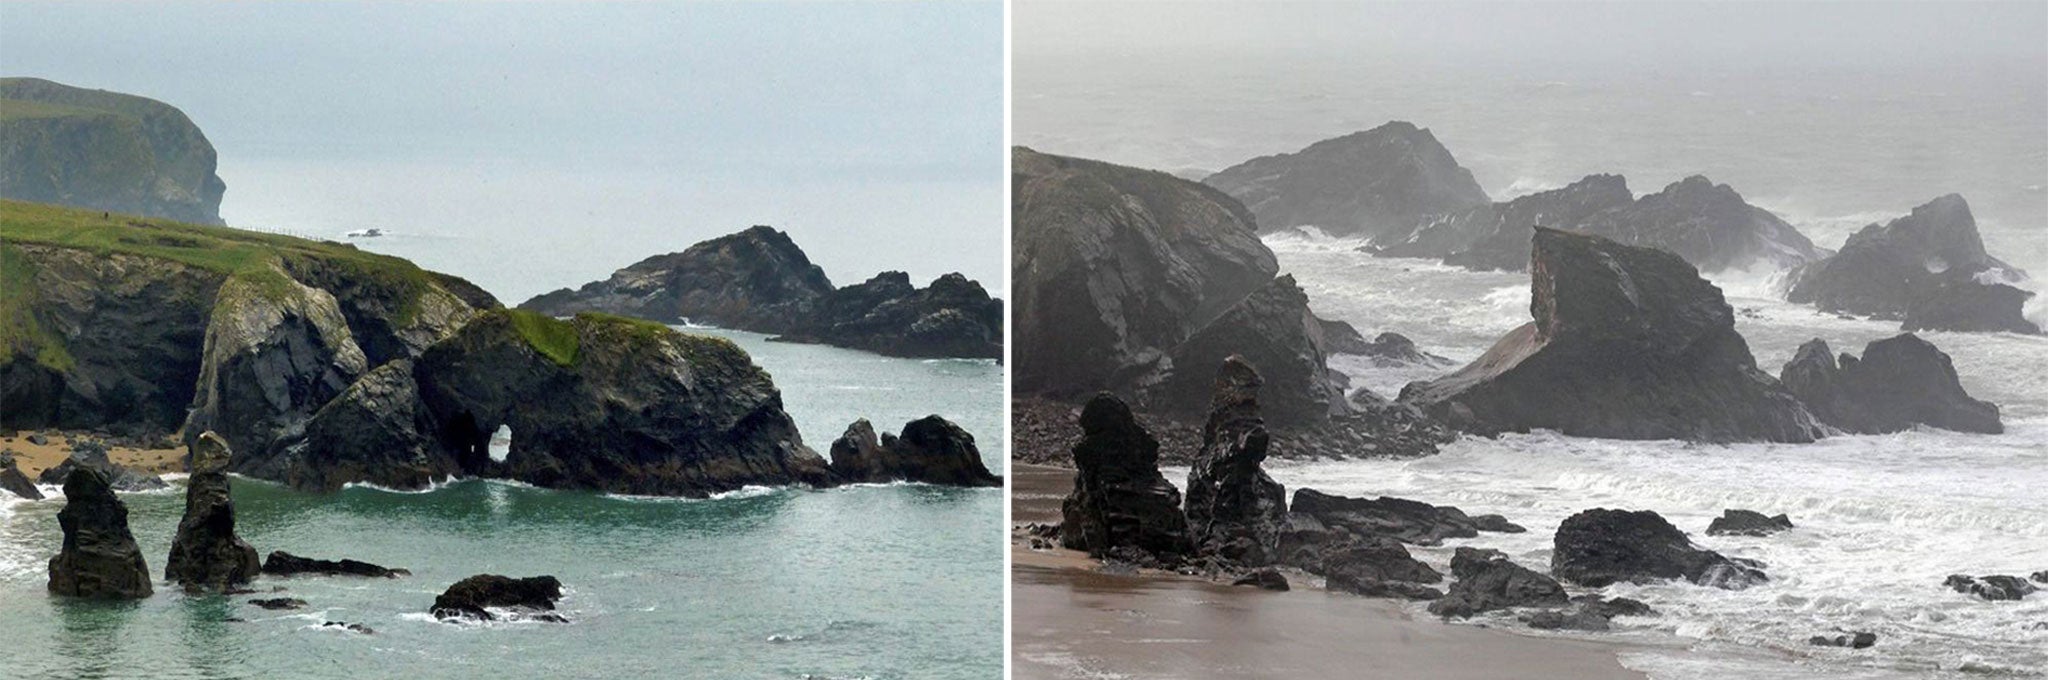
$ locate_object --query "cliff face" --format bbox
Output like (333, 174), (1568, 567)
(1, 78), (225, 225)
(1204, 122), (1491, 240)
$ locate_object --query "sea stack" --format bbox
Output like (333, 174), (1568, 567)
(1058, 393), (1192, 564)
(1204, 122), (1491, 240)
(165, 431), (262, 591)
(1779, 334), (2002, 434)
(1181, 356), (1287, 565)
(47, 466), (153, 599)
(827, 415), (1003, 487)
(1787, 194), (2036, 333)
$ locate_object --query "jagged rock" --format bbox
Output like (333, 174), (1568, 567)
(36, 438), (165, 491)
(184, 269), (368, 475)
(768, 271), (1004, 359)
(164, 432), (261, 591)
(1810, 632), (1878, 649)
(261, 550), (408, 578)
(1789, 194), (2033, 332)
(1317, 320), (1450, 367)
(1290, 488), (1525, 547)
(1570, 175), (1820, 272)
(0, 77), (226, 224)
(415, 311), (832, 497)
(1181, 357), (1287, 565)
(1780, 335), (2001, 435)
(1706, 509), (1794, 537)
(290, 359), (458, 492)
(827, 415), (1002, 487)
(520, 226), (833, 334)
(277, 254), (491, 366)
(46, 466), (152, 598)
(1232, 568), (1290, 590)
(1403, 227), (1823, 443)
(431, 574), (565, 622)
(1319, 537), (1443, 600)
(1145, 276), (1352, 426)
(248, 597), (307, 610)
(1428, 547), (1569, 618)
(1944, 574), (2036, 601)
(1553, 508), (1766, 589)
(1381, 174), (1634, 270)
(1205, 122), (1491, 240)
(1058, 393), (1191, 563)
(1, 449), (41, 499)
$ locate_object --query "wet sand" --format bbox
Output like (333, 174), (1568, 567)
(1012, 463), (1647, 680)
(0, 432), (183, 478)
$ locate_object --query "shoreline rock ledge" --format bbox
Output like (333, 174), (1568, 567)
(47, 466), (153, 598)
(1401, 227), (1823, 443)
(164, 432), (262, 591)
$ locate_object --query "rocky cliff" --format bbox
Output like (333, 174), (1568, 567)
(1, 78), (225, 225)
(1787, 195), (2036, 333)
(1205, 122), (1490, 240)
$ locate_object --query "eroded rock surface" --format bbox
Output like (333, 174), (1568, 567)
(164, 432), (261, 591)
(1058, 393), (1191, 563)
(1780, 335), (2001, 435)
(47, 466), (152, 598)
(1181, 357), (1287, 565)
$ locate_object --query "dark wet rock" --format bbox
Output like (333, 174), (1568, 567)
(36, 438), (165, 491)
(1523, 609), (1613, 632)
(1428, 547), (1568, 619)
(1381, 174), (1634, 269)
(767, 271), (1004, 359)
(1706, 509), (1794, 537)
(1059, 393), (1192, 563)
(1789, 194), (2033, 332)
(1232, 567), (1290, 590)
(1403, 227), (1822, 443)
(1205, 122), (1491, 240)
(520, 226), (832, 334)
(1945, 574), (2037, 601)
(1317, 538), (1443, 600)
(248, 597), (306, 610)
(290, 359), (457, 492)
(261, 550), (408, 578)
(1573, 594), (1657, 619)
(415, 311), (831, 497)
(1181, 357), (1288, 566)
(0, 77), (227, 224)
(182, 272), (369, 478)
(1552, 508), (1766, 589)
(1809, 632), (1878, 649)
(322, 621), (375, 634)
(431, 574), (564, 622)
(46, 466), (152, 598)
(1781, 335), (2002, 435)
(2032, 570), (2047, 584)
(1290, 488), (1525, 547)
(827, 416), (1002, 488)
(1317, 319), (1450, 367)
(1, 449), (41, 499)
(164, 432), (261, 591)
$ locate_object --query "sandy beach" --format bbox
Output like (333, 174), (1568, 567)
(1012, 463), (1648, 680)
(0, 431), (184, 479)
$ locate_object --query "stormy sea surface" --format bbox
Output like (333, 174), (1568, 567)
(0, 329), (1004, 680)
(1260, 230), (2048, 679)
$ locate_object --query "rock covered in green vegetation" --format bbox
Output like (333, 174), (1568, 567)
(47, 465), (153, 599)
(1, 78), (225, 224)
(164, 432), (261, 591)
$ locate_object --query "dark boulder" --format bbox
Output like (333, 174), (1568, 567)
(1788, 194), (2033, 332)
(1574, 594), (1656, 619)
(1319, 537), (1444, 600)
(518, 225), (833, 334)
(1944, 574), (2036, 601)
(1204, 121), (1491, 240)
(1569, 175), (1821, 273)
(1232, 568), (1290, 591)
(1780, 335), (2001, 435)
(1904, 277), (2039, 334)
(322, 621), (375, 634)
(1552, 508), (1766, 589)
(46, 466), (152, 598)
(1058, 393), (1192, 563)
(1290, 488), (1525, 547)
(827, 416), (1002, 487)
(431, 574), (565, 622)
(290, 359), (460, 492)
(37, 438), (166, 491)
(1428, 547), (1569, 619)
(1403, 227), (1822, 443)
(1522, 609), (1614, 632)
(1181, 357), (1288, 565)
(2033, 571), (2048, 585)
(1, 449), (41, 499)
(248, 597), (307, 610)
(164, 432), (262, 591)
(261, 550), (408, 578)
(1706, 509), (1794, 537)
(1809, 632), (1878, 649)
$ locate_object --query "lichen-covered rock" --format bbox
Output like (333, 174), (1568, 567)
(184, 269), (368, 476)
(1205, 122), (1490, 240)
(1181, 357), (1287, 566)
(1059, 393), (1192, 562)
(1788, 194), (2033, 332)
(520, 225), (833, 334)
(827, 415), (1002, 487)
(1552, 508), (1766, 589)
(47, 466), (152, 598)
(1403, 227), (1823, 443)
(1, 77), (226, 224)
(1780, 335), (2001, 435)
(164, 432), (261, 591)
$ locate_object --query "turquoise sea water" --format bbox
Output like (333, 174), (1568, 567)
(0, 328), (1004, 680)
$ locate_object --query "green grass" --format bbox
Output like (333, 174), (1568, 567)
(0, 242), (76, 370)
(505, 309), (580, 367)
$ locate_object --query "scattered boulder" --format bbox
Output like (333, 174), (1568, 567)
(36, 438), (166, 491)
(431, 574), (565, 622)
(1290, 488), (1525, 547)
(1706, 509), (1794, 537)
(248, 597), (307, 610)
(1780, 335), (2002, 435)
(1402, 227), (1823, 443)
(1809, 632), (1878, 649)
(1317, 537), (1443, 601)
(1573, 594), (1656, 619)
(1181, 357), (1288, 565)
(164, 432), (261, 591)
(1428, 547), (1568, 619)
(1523, 609), (1614, 632)
(46, 466), (153, 598)
(1944, 574), (2036, 601)
(1204, 121), (1491, 239)
(1552, 508), (1766, 589)
(827, 416), (1002, 487)
(1232, 568), (1290, 591)
(1788, 194), (2034, 333)
(321, 621), (375, 634)
(1059, 393), (1192, 563)
(1, 449), (42, 500)
(261, 550), (408, 578)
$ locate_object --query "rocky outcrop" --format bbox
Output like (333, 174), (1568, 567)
(36, 438), (166, 491)
(183, 270), (368, 476)
(164, 432), (261, 591)
(1552, 508), (1766, 589)
(1944, 574), (2037, 601)
(1706, 509), (1793, 537)
(827, 416), (1002, 487)
(1145, 277), (1351, 425)
(1205, 122), (1490, 240)
(769, 272), (1004, 359)
(1317, 537), (1444, 600)
(1379, 174), (1634, 269)
(47, 466), (152, 598)
(1180, 357), (1287, 565)
(248, 597), (307, 610)
(520, 226), (832, 333)
(1058, 393), (1192, 563)
(1427, 547), (1569, 619)
(1, 449), (41, 499)
(431, 574), (565, 621)
(290, 359), (456, 492)
(1402, 227), (1823, 443)
(1788, 195), (2034, 332)
(1779, 335), (2001, 435)
(1289, 488), (1524, 547)
(1320, 326), (1451, 367)
(415, 311), (832, 497)
(1810, 632), (1878, 649)
(261, 550), (408, 578)
(1, 78), (226, 224)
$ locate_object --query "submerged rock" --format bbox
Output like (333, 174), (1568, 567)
(1780, 335), (2001, 435)
(322, 621), (375, 634)
(1058, 393), (1192, 563)
(1945, 574), (2037, 601)
(1, 450), (42, 500)
(261, 550), (408, 578)
(1204, 121), (1491, 240)
(47, 466), (152, 598)
(1809, 632), (1878, 649)
(164, 432), (261, 591)
(1788, 194), (2034, 333)
(1706, 509), (1794, 537)
(431, 574), (565, 622)
(827, 416), (1002, 488)
(1552, 508), (1766, 589)
(1290, 488), (1525, 547)
(248, 597), (307, 610)
(1402, 227), (1822, 443)
(1428, 547), (1568, 619)
(1181, 357), (1288, 566)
